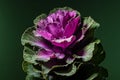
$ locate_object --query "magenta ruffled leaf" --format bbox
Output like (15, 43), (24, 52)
(64, 16), (80, 38)
(33, 7), (81, 48)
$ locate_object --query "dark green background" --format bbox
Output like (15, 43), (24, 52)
(0, 0), (119, 80)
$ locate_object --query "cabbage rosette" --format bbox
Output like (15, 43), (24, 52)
(21, 7), (108, 80)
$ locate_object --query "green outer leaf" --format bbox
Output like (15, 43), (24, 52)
(48, 63), (108, 80)
(23, 46), (38, 64)
(25, 75), (38, 80)
(54, 63), (77, 76)
(26, 75), (33, 80)
(21, 26), (45, 48)
(83, 17), (100, 29)
(82, 39), (100, 61)
(89, 43), (105, 65)
(40, 62), (69, 75)
(33, 14), (47, 25)
(21, 26), (52, 64)
(22, 61), (30, 72)
(22, 61), (42, 80)
(21, 26), (50, 50)
(40, 61), (82, 77)
(73, 39), (101, 62)
(66, 57), (75, 64)
(21, 26), (37, 46)
(49, 7), (80, 16)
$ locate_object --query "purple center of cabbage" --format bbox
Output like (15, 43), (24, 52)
(34, 10), (80, 48)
